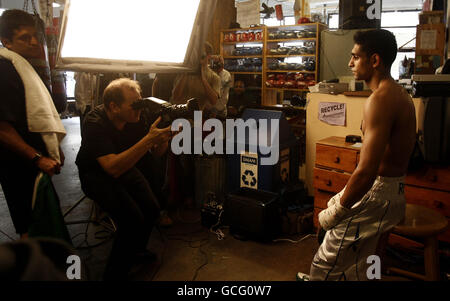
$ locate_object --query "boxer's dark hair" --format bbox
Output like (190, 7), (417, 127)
(353, 29), (398, 69)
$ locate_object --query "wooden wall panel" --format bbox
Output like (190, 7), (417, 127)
(206, 0), (237, 54)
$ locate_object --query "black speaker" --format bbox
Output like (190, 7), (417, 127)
(339, 0), (381, 29)
(225, 188), (281, 242)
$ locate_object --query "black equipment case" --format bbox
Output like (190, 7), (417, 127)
(225, 188), (281, 241)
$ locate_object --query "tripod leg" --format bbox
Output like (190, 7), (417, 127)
(63, 195), (87, 217)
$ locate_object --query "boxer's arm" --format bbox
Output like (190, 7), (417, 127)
(339, 92), (394, 209)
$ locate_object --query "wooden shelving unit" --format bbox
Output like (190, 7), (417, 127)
(264, 23), (327, 106)
(220, 23), (327, 107)
(220, 26), (265, 104)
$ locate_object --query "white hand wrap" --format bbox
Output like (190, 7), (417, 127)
(327, 194), (339, 208)
(318, 201), (350, 231)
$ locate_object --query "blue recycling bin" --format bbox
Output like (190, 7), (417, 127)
(226, 108), (300, 194)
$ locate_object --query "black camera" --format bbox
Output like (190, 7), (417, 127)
(131, 97), (199, 128)
(201, 192), (224, 229)
(210, 59), (223, 71)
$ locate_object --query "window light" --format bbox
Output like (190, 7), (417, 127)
(56, 0), (204, 72)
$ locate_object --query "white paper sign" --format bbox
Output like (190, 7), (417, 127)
(318, 102), (346, 126)
(236, 0), (260, 28)
(420, 30), (437, 50)
(240, 152), (258, 189)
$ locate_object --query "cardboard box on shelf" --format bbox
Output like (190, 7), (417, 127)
(415, 23), (445, 74)
(419, 11), (444, 24)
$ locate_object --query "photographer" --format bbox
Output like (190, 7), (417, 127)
(75, 78), (172, 280)
(168, 42), (221, 208)
(170, 42), (221, 116)
(209, 55), (232, 119)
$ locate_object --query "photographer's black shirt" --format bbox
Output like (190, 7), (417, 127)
(75, 105), (149, 175)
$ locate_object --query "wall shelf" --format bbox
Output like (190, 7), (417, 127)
(220, 23), (327, 106)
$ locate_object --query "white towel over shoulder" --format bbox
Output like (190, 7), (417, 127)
(0, 48), (66, 163)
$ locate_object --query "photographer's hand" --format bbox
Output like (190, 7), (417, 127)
(146, 116), (172, 147)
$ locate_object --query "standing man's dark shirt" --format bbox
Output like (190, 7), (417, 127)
(0, 59), (48, 234)
(0, 59), (48, 164)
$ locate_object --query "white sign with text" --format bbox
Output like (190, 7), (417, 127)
(318, 102), (346, 126)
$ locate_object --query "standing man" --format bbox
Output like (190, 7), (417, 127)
(305, 29), (416, 280)
(76, 78), (172, 280)
(168, 42), (221, 208)
(209, 55), (232, 119)
(170, 42), (221, 113)
(0, 9), (65, 239)
(227, 80), (259, 117)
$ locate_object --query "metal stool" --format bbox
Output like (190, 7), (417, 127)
(63, 195), (117, 249)
(388, 203), (448, 281)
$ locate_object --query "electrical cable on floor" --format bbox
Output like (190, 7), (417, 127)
(191, 232), (210, 281)
(149, 234), (167, 281)
(68, 204), (115, 250)
(150, 220), (211, 281)
(151, 222), (210, 280)
(272, 233), (316, 244)
(209, 210), (225, 240)
(164, 227), (206, 238)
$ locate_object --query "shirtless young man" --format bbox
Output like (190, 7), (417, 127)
(307, 29), (416, 280)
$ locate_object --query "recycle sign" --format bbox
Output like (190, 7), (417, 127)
(242, 170), (257, 187)
(240, 152), (258, 189)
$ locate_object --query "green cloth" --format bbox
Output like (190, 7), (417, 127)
(28, 173), (72, 246)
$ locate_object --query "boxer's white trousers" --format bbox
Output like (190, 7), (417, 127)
(310, 176), (406, 281)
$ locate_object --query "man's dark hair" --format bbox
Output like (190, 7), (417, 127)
(103, 78), (142, 110)
(0, 9), (36, 41)
(353, 29), (398, 69)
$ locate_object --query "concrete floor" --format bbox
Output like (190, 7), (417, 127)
(1, 117), (446, 281)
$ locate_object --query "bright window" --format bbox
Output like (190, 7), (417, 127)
(326, 11), (419, 79)
(261, 16), (296, 26)
(0, 8), (5, 47)
(61, 0), (200, 63)
(381, 11), (420, 27)
(65, 71), (75, 99)
(328, 14), (339, 29)
(382, 11), (419, 80)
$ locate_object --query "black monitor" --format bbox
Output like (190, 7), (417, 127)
(417, 97), (450, 164)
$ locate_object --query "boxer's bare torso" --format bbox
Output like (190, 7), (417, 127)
(361, 79), (416, 177)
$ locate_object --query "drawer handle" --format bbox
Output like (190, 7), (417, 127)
(326, 180), (332, 187)
(334, 157), (340, 164)
(434, 200), (443, 209)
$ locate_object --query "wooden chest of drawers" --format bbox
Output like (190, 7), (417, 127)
(313, 136), (450, 243)
(313, 136), (359, 229)
(405, 166), (450, 242)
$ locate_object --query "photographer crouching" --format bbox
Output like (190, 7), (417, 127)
(75, 78), (173, 280)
